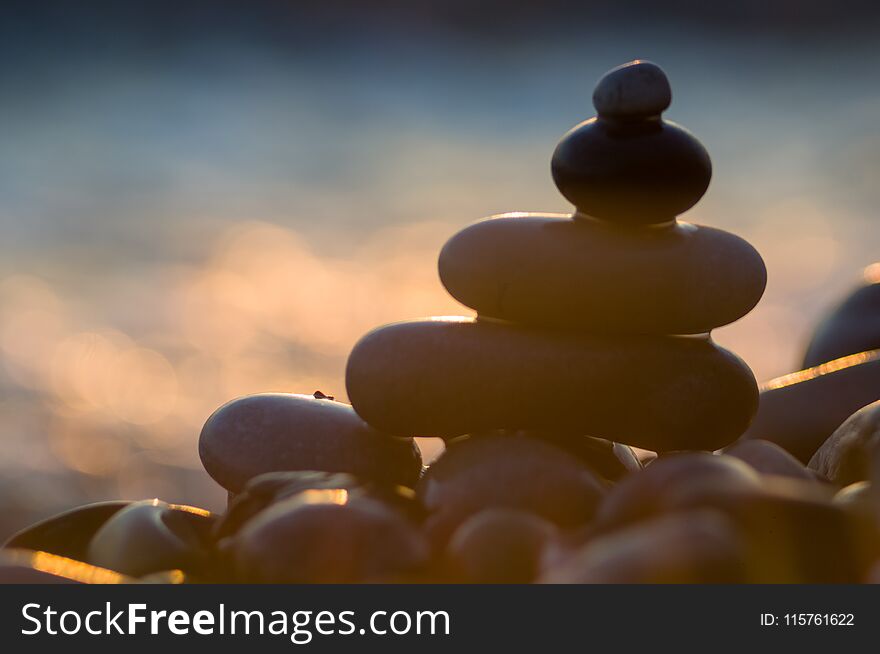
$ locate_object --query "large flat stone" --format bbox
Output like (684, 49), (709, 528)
(439, 214), (766, 333)
(346, 317), (758, 451)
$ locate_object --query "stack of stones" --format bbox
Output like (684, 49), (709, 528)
(348, 60), (765, 458)
(7, 61), (880, 585)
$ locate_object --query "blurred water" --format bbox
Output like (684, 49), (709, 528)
(1, 16), (879, 536)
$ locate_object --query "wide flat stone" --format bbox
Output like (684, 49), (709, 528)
(740, 349), (880, 462)
(199, 393), (422, 493)
(346, 318), (758, 451)
(439, 214), (766, 333)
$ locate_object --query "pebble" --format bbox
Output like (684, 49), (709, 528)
(724, 439), (817, 482)
(214, 470), (422, 541)
(87, 500), (216, 578)
(445, 509), (557, 583)
(4, 500), (130, 561)
(594, 453), (762, 532)
(592, 60), (672, 119)
(346, 317), (758, 451)
(417, 435), (606, 548)
(230, 494), (428, 583)
(808, 400), (880, 486)
(551, 117), (711, 224)
(511, 431), (642, 481)
(740, 349), (880, 462)
(199, 393), (422, 493)
(438, 214), (766, 333)
(540, 510), (746, 583)
(803, 268), (880, 367)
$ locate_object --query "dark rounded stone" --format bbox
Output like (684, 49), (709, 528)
(213, 470), (423, 541)
(551, 117), (711, 224)
(230, 494), (428, 583)
(808, 400), (880, 486)
(834, 481), (874, 518)
(346, 318), (758, 451)
(803, 271), (880, 368)
(445, 509), (557, 583)
(540, 510), (746, 584)
(438, 215), (766, 334)
(199, 393), (422, 493)
(740, 349), (880, 462)
(724, 439), (817, 482)
(3, 501), (130, 561)
(594, 453), (762, 532)
(87, 500), (216, 578)
(417, 435), (606, 548)
(592, 60), (671, 119)
(0, 549), (132, 584)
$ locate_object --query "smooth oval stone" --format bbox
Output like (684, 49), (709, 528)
(540, 510), (746, 584)
(231, 494), (428, 583)
(438, 215), (766, 334)
(595, 453), (762, 532)
(347, 318), (758, 451)
(0, 549), (132, 584)
(834, 481), (874, 517)
(3, 501), (130, 560)
(551, 117), (711, 224)
(417, 435), (606, 548)
(809, 400), (880, 486)
(740, 349), (880, 462)
(445, 509), (557, 583)
(87, 500), (216, 578)
(199, 393), (422, 493)
(724, 439), (817, 482)
(214, 470), (422, 541)
(803, 272), (880, 367)
(593, 60), (672, 119)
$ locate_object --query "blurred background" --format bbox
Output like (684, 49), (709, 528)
(1, 0), (879, 537)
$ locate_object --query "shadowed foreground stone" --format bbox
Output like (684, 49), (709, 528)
(540, 510), (746, 584)
(809, 400), (880, 486)
(230, 494), (428, 583)
(87, 500), (216, 578)
(740, 350), (880, 462)
(417, 435), (606, 548)
(347, 318), (758, 451)
(803, 270), (880, 368)
(439, 215), (765, 334)
(445, 509), (558, 583)
(199, 393), (422, 493)
(4, 501), (130, 561)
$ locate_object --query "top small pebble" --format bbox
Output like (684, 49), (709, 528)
(592, 60), (671, 119)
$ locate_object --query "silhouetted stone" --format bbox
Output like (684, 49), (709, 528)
(417, 435), (605, 548)
(740, 350), (880, 462)
(592, 60), (671, 119)
(809, 400), (880, 486)
(513, 431), (641, 481)
(3, 501), (130, 561)
(540, 510), (746, 583)
(445, 509), (557, 583)
(230, 494), (428, 583)
(347, 318), (758, 451)
(439, 215), (765, 334)
(724, 439), (817, 482)
(87, 500), (216, 578)
(199, 393), (422, 493)
(213, 470), (422, 541)
(594, 453), (762, 532)
(803, 268), (880, 367)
